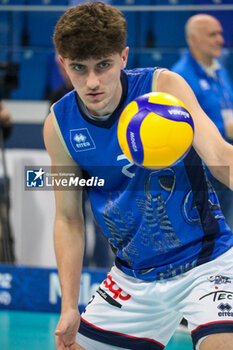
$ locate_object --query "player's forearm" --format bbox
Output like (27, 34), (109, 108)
(54, 217), (85, 312)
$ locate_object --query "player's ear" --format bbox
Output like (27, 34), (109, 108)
(58, 55), (65, 66)
(58, 55), (69, 76)
(121, 47), (129, 69)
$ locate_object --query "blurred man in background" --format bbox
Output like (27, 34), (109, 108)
(0, 101), (12, 139)
(172, 14), (233, 230)
(0, 100), (13, 262)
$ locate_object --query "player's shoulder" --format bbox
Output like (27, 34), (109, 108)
(156, 70), (197, 103)
(158, 69), (183, 86)
(44, 112), (76, 165)
(52, 89), (76, 111)
(124, 67), (160, 90)
(43, 112), (63, 153)
(124, 66), (157, 76)
(43, 113), (58, 150)
(44, 113), (53, 134)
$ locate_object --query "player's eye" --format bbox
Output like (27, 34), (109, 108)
(73, 64), (86, 72)
(98, 62), (110, 69)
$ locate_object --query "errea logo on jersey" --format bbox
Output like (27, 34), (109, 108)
(70, 128), (96, 152)
(74, 133), (86, 143)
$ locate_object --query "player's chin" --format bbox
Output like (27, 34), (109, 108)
(85, 96), (103, 107)
(87, 101), (108, 116)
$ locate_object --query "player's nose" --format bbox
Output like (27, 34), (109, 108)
(86, 70), (100, 90)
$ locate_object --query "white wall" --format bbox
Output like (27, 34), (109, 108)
(3, 101), (57, 267)
(6, 149), (57, 267)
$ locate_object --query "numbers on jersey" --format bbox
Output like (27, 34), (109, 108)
(117, 154), (135, 178)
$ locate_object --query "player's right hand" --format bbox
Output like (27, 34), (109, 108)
(54, 308), (80, 350)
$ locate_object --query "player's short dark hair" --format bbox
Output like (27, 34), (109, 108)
(53, 1), (127, 60)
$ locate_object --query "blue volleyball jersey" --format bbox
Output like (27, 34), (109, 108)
(51, 67), (233, 281)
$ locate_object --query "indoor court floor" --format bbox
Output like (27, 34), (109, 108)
(0, 310), (193, 350)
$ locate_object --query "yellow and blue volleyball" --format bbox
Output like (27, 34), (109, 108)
(117, 92), (194, 169)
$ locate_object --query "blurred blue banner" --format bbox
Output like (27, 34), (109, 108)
(0, 264), (107, 313)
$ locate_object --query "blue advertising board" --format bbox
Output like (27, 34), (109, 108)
(0, 265), (107, 313)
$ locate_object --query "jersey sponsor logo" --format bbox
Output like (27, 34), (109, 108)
(70, 128), (96, 152)
(199, 290), (233, 302)
(208, 275), (231, 285)
(97, 287), (122, 308)
(103, 273), (131, 301)
(217, 303), (233, 317)
(218, 303), (232, 311)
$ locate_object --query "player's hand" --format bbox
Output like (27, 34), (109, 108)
(54, 308), (80, 350)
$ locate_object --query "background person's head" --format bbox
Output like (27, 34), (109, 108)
(185, 14), (224, 66)
(53, 1), (127, 61)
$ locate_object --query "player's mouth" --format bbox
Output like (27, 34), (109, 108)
(86, 92), (104, 100)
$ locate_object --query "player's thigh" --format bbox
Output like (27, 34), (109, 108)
(75, 344), (86, 350)
(77, 266), (182, 348)
(182, 248), (233, 349)
(199, 333), (233, 350)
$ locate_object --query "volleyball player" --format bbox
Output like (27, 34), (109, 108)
(44, 2), (233, 349)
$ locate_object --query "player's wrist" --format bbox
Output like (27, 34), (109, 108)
(61, 303), (79, 313)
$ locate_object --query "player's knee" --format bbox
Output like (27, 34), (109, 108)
(199, 333), (233, 350)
